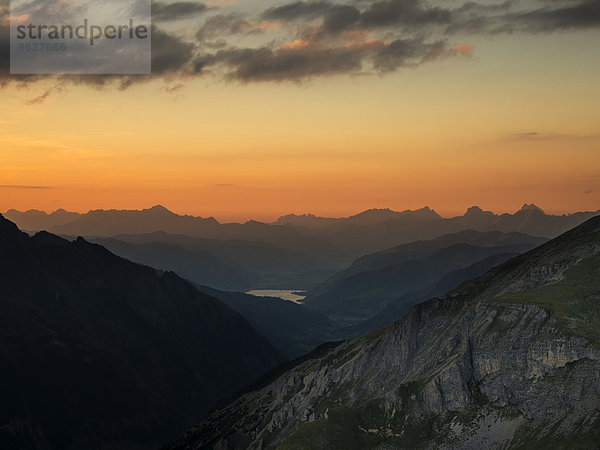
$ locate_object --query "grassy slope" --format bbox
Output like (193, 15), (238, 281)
(493, 253), (600, 347)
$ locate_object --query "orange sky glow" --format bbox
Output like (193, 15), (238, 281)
(1, 6), (599, 222)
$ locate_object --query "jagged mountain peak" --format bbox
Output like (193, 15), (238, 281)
(354, 207), (396, 216)
(352, 206), (441, 221)
(518, 203), (545, 214)
(145, 204), (174, 214)
(0, 213), (28, 242)
(411, 206), (441, 218)
(31, 230), (70, 247)
(464, 205), (494, 216)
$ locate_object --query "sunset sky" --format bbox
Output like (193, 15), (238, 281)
(1, 0), (599, 222)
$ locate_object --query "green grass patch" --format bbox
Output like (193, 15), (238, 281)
(492, 253), (600, 346)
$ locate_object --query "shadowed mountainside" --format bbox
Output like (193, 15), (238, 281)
(87, 231), (343, 290)
(303, 230), (547, 325)
(195, 286), (337, 360)
(89, 237), (260, 291)
(339, 251), (520, 338)
(0, 215), (282, 450)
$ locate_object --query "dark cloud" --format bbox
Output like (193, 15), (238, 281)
(212, 44), (367, 82)
(265, 0), (452, 34)
(1, 0), (600, 88)
(457, 0), (517, 13)
(197, 14), (270, 40)
(359, 0), (452, 28)
(21, 27), (198, 91)
(323, 6), (360, 33)
(152, 1), (209, 22)
(373, 38), (447, 71)
(151, 27), (196, 74)
(208, 36), (456, 82)
(448, 0), (600, 34)
(263, 1), (333, 21)
(503, 0), (600, 32)
(585, 189), (593, 194)
(265, 0), (600, 34)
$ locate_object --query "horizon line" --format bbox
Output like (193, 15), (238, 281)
(3, 203), (600, 225)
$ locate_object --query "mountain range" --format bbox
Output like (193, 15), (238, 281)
(273, 204), (598, 255)
(7, 205), (596, 244)
(168, 215), (600, 449)
(5, 204), (597, 293)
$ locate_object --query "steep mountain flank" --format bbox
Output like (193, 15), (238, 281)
(0, 215), (282, 449)
(304, 231), (546, 325)
(169, 216), (600, 449)
(92, 237), (260, 291)
(341, 251), (520, 338)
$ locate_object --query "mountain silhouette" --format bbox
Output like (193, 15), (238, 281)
(0, 214), (282, 449)
(6, 204), (597, 256)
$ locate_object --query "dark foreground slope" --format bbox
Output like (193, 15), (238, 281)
(169, 215), (600, 449)
(0, 215), (282, 450)
(197, 287), (337, 360)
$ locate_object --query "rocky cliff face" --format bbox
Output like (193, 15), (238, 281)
(169, 216), (600, 449)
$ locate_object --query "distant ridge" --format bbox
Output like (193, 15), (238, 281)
(5, 203), (596, 230)
(4, 204), (599, 265)
(275, 203), (588, 227)
(275, 206), (442, 227)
